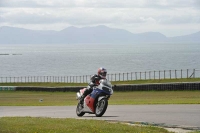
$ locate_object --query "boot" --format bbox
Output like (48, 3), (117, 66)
(79, 89), (90, 104)
(79, 95), (86, 104)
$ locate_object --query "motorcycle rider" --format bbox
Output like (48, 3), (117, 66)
(79, 67), (107, 104)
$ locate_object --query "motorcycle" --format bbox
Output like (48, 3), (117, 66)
(76, 79), (113, 117)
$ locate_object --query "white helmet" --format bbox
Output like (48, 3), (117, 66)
(97, 67), (107, 78)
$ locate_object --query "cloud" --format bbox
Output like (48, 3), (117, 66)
(0, 0), (199, 37)
(0, 8), (153, 25)
(0, 0), (41, 8)
(0, 0), (200, 8)
(0, 8), (62, 24)
(159, 15), (199, 24)
(157, 8), (200, 24)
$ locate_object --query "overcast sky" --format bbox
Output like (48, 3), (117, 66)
(0, 0), (200, 37)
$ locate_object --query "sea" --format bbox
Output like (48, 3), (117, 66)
(0, 43), (200, 78)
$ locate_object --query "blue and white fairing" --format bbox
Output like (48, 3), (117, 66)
(95, 79), (113, 95)
(82, 79), (113, 113)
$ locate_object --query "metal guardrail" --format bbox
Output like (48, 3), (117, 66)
(7, 82), (200, 92)
(0, 69), (199, 83)
(0, 86), (16, 91)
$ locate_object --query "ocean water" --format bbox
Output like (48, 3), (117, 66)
(0, 43), (200, 77)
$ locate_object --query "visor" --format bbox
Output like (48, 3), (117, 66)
(101, 72), (107, 77)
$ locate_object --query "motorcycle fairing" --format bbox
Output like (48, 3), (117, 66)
(83, 89), (105, 113)
(84, 95), (95, 112)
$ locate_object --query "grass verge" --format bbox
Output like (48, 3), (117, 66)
(0, 117), (172, 133)
(0, 91), (200, 106)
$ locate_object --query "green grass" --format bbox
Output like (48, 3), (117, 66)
(0, 91), (200, 106)
(0, 78), (200, 87)
(0, 117), (172, 133)
(112, 78), (200, 85)
(0, 82), (87, 87)
(1, 79), (200, 133)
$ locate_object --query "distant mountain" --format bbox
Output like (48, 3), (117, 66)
(0, 25), (199, 44)
(168, 31), (200, 42)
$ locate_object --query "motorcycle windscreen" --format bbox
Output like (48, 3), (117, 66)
(99, 79), (113, 94)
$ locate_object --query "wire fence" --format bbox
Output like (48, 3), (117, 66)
(0, 69), (199, 83)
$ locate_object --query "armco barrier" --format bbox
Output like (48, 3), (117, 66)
(0, 86), (16, 91)
(15, 86), (83, 92)
(113, 82), (200, 91)
(14, 82), (200, 92)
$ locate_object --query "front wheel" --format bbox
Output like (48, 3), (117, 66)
(76, 103), (85, 117)
(95, 98), (108, 117)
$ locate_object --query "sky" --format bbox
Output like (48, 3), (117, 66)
(0, 0), (200, 37)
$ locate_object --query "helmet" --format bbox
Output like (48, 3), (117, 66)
(97, 67), (107, 78)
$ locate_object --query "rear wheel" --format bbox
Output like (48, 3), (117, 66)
(76, 103), (85, 117)
(95, 98), (108, 117)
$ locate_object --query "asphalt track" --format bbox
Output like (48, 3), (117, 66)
(0, 105), (200, 131)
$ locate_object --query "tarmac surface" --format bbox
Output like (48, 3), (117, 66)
(0, 105), (200, 132)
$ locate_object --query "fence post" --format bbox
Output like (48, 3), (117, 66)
(135, 72), (137, 80)
(181, 69), (182, 79)
(193, 69), (195, 78)
(175, 70), (177, 79)
(164, 70), (165, 79)
(149, 71), (151, 80)
(131, 72), (133, 80)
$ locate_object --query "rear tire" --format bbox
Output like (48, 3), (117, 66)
(76, 103), (85, 117)
(95, 98), (108, 117)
